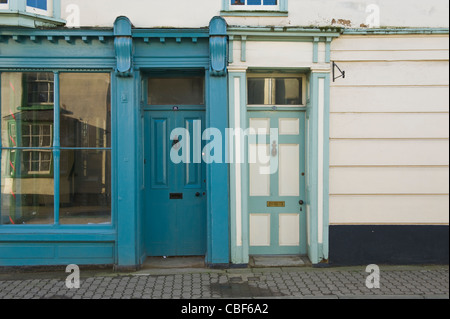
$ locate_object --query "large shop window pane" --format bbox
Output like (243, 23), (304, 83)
(59, 150), (111, 225)
(1, 150), (54, 225)
(60, 73), (111, 148)
(1, 72), (54, 148)
(148, 77), (205, 106)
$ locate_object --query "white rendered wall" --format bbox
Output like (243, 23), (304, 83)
(329, 34), (450, 225)
(60, 0), (449, 28)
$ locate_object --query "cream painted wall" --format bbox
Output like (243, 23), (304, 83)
(60, 0), (449, 28)
(329, 34), (450, 225)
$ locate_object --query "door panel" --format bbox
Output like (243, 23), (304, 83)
(145, 110), (206, 257)
(248, 111), (306, 255)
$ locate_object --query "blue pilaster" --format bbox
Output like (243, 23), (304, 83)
(114, 16), (140, 269)
(206, 17), (230, 266)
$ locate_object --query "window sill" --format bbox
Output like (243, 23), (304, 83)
(0, 10), (65, 28)
(221, 10), (288, 17)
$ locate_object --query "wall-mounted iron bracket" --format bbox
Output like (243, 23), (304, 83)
(332, 62), (346, 82)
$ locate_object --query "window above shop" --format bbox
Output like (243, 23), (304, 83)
(222, 0), (288, 16)
(0, 0), (65, 28)
(26, 0), (52, 17)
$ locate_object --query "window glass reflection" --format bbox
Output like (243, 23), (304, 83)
(247, 77), (303, 106)
(1, 149), (54, 225)
(148, 77), (204, 106)
(59, 150), (111, 225)
(60, 73), (111, 148)
(1, 72), (55, 225)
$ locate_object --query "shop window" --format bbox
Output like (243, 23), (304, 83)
(247, 74), (306, 106)
(26, 72), (54, 106)
(1, 72), (111, 226)
(59, 73), (111, 225)
(1, 72), (55, 225)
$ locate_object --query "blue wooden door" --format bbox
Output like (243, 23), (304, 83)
(144, 110), (206, 256)
(247, 111), (307, 255)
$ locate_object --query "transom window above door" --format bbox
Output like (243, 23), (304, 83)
(247, 74), (306, 107)
(147, 76), (205, 106)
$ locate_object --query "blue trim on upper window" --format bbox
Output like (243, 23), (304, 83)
(222, 0), (288, 16)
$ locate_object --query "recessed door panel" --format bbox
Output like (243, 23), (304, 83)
(151, 118), (169, 188)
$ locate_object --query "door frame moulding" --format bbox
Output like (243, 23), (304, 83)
(227, 27), (339, 266)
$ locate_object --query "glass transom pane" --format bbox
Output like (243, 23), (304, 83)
(248, 77), (303, 106)
(148, 77), (205, 106)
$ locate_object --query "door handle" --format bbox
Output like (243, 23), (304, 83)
(271, 140), (278, 157)
(195, 192), (201, 197)
(299, 200), (304, 205)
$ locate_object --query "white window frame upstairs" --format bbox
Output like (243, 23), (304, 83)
(229, 0), (279, 11)
(0, 0), (9, 10)
(26, 0), (53, 17)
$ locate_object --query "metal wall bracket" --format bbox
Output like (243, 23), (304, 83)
(332, 62), (346, 82)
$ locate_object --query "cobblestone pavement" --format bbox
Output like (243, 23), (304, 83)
(0, 265), (448, 299)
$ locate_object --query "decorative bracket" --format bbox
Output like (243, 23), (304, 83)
(332, 62), (346, 82)
(209, 16), (228, 77)
(114, 16), (133, 77)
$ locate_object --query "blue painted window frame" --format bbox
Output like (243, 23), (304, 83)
(222, 0), (288, 16)
(0, 70), (114, 229)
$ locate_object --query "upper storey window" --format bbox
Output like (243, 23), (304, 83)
(0, 0), (9, 9)
(0, 0), (64, 27)
(222, 0), (287, 16)
(230, 0), (279, 10)
(26, 0), (52, 17)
